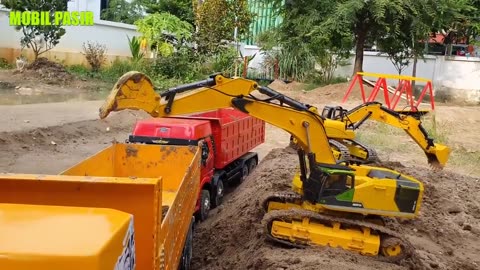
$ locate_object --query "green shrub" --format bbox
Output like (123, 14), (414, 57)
(151, 52), (201, 80)
(0, 58), (12, 69)
(210, 47), (238, 76)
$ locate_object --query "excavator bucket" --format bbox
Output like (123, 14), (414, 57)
(99, 71), (160, 119)
(427, 143), (451, 169)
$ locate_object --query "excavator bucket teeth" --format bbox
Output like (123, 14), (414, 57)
(99, 71), (160, 119)
(427, 143), (451, 169)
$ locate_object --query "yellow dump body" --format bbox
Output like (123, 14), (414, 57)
(0, 143), (201, 270)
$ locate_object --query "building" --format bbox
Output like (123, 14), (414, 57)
(0, 0), (139, 65)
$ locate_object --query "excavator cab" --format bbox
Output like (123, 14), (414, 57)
(321, 105), (348, 120)
(297, 152), (356, 205)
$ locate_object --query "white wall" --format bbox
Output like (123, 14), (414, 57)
(0, 7), (141, 58)
(242, 45), (480, 103)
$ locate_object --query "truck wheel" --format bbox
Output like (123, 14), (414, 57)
(212, 179), (224, 208)
(199, 190), (210, 221)
(178, 218), (194, 270)
(240, 164), (249, 183)
(248, 159), (257, 173)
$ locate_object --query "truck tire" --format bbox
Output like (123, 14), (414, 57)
(212, 179), (224, 208)
(199, 190), (210, 221)
(248, 158), (257, 173)
(240, 164), (249, 183)
(178, 218), (194, 270)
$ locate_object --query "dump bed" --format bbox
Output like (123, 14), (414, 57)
(0, 143), (201, 270)
(177, 107), (265, 169)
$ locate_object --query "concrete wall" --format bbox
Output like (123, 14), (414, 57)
(243, 45), (480, 104)
(0, 6), (141, 66)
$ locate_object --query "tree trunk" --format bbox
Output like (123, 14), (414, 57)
(411, 55), (418, 90)
(353, 30), (367, 76)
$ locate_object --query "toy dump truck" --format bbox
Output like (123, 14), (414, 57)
(128, 107), (266, 221)
(0, 142), (201, 270)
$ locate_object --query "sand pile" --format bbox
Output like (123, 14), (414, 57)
(191, 148), (480, 270)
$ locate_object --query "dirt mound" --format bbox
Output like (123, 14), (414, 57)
(14, 57), (73, 85)
(0, 110), (147, 174)
(268, 79), (293, 92)
(308, 82), (367, 103)
(191, 148), (480, 270)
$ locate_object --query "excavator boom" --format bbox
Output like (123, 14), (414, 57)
(100, 71), (337, 164)
(321, 102), (451, 168)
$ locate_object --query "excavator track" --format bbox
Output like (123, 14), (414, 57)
(261, 192), (415, 264)
(344, 139), (379, 164)
(328, 139), (352, 163)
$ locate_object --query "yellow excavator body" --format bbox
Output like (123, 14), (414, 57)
(0, 143), (201, 270)
(98, 72), (427, 262)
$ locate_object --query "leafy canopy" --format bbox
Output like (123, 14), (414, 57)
(194, 0), (253, 54)
(100, 0), (144, 25)
(262, 0), (479, 75)
(134, 12), (193, 57)
(139, 0), (195, 26)
(1, 0), (67, 60)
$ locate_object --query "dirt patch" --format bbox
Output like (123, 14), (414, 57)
(12, 57), (74, 85)
(0, 110), (147, 174)
(192, 148), (480, 270)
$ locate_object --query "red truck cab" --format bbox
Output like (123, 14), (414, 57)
(128, 108), (265, 221)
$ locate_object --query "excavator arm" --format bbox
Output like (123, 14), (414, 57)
(99, 71), (337, 165)
(323, 101), (451, 168)
(100, 72), (427, 261)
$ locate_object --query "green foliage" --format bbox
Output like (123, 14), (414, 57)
(139, 0), (195, 26)
(427, 0), (480, 45)
(261, 0), (479, 76)
(210, 47), (238, 76)
(150, 48), (204, 81)
(127, 36), (145, 62)
(0, 58), (12, 69)
(134, 12), (193, 57)
(194, 0), (253, 54)
(1, 0), (67, 60)
(100, 0), (143, 24)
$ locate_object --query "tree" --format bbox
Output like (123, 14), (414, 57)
(100, 0), (144, 24)
(376, 9), (429, 76)
(257, 1), (351, 81)
(139, 0), (195, 26)
(134, 12), (193, 57)
(194, 0), (253, 54)
(1, 0), (67, 60)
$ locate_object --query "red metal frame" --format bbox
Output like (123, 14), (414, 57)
(342, 73), (435, 111)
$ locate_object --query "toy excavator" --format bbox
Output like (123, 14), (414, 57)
(290, 102), (450, 169)
(100, 72), (424, 263)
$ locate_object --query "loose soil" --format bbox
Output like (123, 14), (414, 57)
(192, 148), (480, 270)
(0, 74), (479, 270)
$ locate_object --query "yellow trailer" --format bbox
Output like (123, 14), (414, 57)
(0, 142), (201, 270)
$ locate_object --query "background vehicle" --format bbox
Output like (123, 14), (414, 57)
(0, 142), (201, 270)
(99, 71), (426, 261)
(128, 108), (265, 221)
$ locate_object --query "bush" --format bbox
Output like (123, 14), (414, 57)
(150, 49), (204, 81)
(0, 58), (12, 69)
(82, 41), (108, 72)
(210, 47), (238, 76)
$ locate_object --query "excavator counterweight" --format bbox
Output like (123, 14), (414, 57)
(99, 72), (428, 263)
